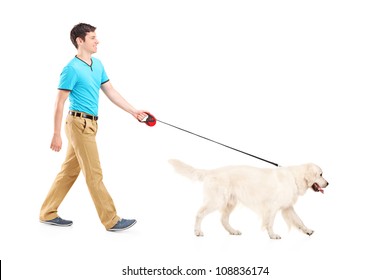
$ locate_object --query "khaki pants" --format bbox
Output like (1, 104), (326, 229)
(40, 114), (120, 229)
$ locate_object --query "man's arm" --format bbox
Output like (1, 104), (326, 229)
(101, 81), (148, 121)
(50, 90), (70, 152)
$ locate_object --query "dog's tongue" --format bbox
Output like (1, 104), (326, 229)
(312, 183), (324, 194)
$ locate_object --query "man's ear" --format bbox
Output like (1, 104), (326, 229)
(76, 37), (83, 48)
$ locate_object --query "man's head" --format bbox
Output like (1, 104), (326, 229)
(70, 23), (98, 51)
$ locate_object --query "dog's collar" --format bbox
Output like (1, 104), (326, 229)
(312, 183), (324, 194)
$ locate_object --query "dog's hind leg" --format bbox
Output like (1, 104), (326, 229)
(282, 207), (314, 236)
(220, 196), (241, 235)
(194, 203), (217, 237)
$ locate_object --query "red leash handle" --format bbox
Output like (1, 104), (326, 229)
(139, 112), (157, 127)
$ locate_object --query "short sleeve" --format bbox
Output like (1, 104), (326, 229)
(101, 66), (109, 85)
(58, 66), (78, 91)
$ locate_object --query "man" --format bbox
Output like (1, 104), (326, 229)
(39, 23), (148, 231)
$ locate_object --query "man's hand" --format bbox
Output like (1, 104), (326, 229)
(136, 111), (149, 121)
(50, 134), (62, 152)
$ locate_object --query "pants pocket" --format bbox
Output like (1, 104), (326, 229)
(83, 119), (97, 135)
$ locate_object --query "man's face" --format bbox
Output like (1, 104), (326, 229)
(79, 31), (99, 54)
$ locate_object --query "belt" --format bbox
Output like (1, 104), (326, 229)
(69, 111), (98, 121)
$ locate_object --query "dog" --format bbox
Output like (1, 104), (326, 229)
(169, 159), (328, 239)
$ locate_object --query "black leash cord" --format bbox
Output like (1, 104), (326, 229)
(157, 119), (280, 167)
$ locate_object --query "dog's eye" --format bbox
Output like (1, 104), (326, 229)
(320, 173), (323, 177)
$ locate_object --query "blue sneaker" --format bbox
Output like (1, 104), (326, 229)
(108, 218), (137, 232)
(40, 217), (73, 227)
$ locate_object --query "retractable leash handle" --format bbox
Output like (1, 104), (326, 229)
(139, 112), (157, 126)
(139, 112), (280, 167)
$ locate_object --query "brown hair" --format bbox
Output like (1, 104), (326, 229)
(70, 23), (96, 49)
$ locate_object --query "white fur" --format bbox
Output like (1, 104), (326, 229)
(169, 159), (328, 239)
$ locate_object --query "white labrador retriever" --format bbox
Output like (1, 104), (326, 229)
(169, 159), (328, 239)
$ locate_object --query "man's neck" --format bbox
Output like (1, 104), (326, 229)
(76, 51), (92, 65)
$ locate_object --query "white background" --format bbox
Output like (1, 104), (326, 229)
(1, 0), (389, 279)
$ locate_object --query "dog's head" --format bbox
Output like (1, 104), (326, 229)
(295, 163), (329, 195)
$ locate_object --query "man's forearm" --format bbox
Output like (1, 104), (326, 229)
(53, 106), (64, 135)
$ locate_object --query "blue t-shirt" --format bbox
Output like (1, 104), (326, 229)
(58, 56), (109, 116)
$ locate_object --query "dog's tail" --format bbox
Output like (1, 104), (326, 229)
(168, 159), (206, 182)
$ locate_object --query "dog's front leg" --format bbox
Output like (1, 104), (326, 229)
(282, 207), (314, 236)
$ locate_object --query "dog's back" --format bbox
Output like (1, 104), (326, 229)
(169, 159), (273, 185)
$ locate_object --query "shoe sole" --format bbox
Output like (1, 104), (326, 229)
(107, 220), (137, 232)
(40, 220), (73, 227)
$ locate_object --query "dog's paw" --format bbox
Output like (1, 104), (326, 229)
(229, 230), (242, 236)
(299, 226), (314, 236)
(269, 234), (281, 240)
(305, 229), (314, 236)
(194, 230), (204, 237)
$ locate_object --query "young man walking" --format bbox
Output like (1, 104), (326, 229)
(40, 23), (149, 231)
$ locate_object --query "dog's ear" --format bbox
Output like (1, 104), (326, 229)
(294, 164), (316, 194)
(304, 163), (318, 187)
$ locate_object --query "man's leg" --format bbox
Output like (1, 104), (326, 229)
(40, 139), (81, 221)
(67, 115), (120, 230)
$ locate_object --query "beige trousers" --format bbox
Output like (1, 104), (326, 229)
(40, 114), (120, 229)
